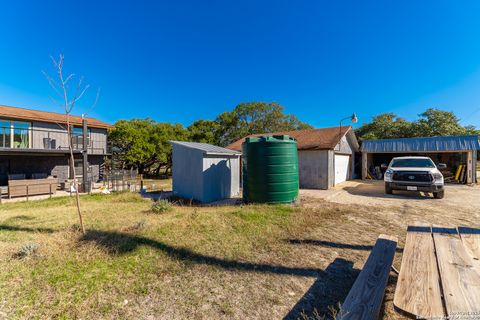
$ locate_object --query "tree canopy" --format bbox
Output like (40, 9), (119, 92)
(109, 119), (189, 174)
(109, 101), (311, 174)
(110, 105), (478, 175)
(187, 102), (311, 146)
(214, 102), (312, 146)
(355, 108), (479, 140)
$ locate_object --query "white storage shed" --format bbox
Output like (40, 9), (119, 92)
(227, 126), (359, 189)
(170, 141), (241, 203)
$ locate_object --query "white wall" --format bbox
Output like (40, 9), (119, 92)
(202, 155), (240, 203)
(298, 150), (330, 189)
(298, 132), (357, 189)
(172, 145), (204, 201)
(172, 144), (240, 203)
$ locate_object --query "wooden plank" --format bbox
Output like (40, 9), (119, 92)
(394, 225), (444, 318)
(432, 227), (480, 315)
(458, 227), (480, 270)
(8, 179), (58, 197)
(340, 234), (398, 320)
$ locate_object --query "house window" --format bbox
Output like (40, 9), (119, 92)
(0, 119), (31, 148)
(71, 126), (91, 150)
(0, 120), (11, 148)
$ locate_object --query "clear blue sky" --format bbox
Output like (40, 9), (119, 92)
(1, 0), (480, 129)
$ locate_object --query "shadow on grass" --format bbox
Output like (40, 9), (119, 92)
(2, 224), (361, 318)
(287, 239), (403, 253)
(0, 224), (56, 233)
(80, 230), (360, 318)
(283, 258), (359, 320)
(80, 229), (322, 277)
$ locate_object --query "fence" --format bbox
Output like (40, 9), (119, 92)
(103, 170), (169, 193)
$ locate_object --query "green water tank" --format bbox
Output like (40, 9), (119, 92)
(242, 135), (299, 203)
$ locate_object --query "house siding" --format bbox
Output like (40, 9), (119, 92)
(90, 128), (108, 154)
(31, 121), (70, 150)
(29, 121), (108, 155)
(298, 150), (330, 189)
(0, 155), (69, 185)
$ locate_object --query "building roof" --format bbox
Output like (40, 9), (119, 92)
(226, 126), (356, 151)
(170, 141), (241, 156)
(360, 135), (480, 153)
(0, 105), (113, 129)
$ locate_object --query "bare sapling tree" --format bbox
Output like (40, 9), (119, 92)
(43, 54), (99, 234)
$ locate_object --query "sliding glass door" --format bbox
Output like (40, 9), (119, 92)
(13, 122), (31, 148)
(0, 120), (31, 148)
(0, 120), (11, 148)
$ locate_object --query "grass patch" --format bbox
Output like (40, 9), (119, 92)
(0, 189), (440, 320)
(0, 192), (310, 319)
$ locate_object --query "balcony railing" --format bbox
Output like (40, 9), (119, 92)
(0, 126), (110, 154)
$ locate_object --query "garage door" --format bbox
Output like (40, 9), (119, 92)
(334, 154), (350, 185)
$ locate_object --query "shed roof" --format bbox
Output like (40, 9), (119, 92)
(360, 135), (480, 153)
(170, 141), (241, 156)
(227, 126), (357, 151)
(0, 105), (113, 129)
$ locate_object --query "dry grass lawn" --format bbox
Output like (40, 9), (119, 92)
(0, 185), (478, 319)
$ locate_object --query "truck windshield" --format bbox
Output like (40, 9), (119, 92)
(390, 158), (435, 168)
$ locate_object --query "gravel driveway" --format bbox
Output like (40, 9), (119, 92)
(298, 180), (479, 319)
(300, 180), (480, 227)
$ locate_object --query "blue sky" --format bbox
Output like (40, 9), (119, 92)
(1, 0), (480, 128)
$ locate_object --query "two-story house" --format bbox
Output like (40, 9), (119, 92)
(0, 105), (113, 187)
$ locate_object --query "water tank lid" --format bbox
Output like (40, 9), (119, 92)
(244, 135), (296, 144)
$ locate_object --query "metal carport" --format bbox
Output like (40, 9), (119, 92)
(360, 135), (480, 184)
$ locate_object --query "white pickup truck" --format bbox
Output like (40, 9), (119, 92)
(383, 156), (446, 199)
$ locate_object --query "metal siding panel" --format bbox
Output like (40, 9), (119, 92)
(298, 150), (329, 189)
(172, 144), (203, 201)
(361, 135), (480, 153)
(328, 150), (335, 188)
(170, 141), (240, 155)
(202, 155), (240, 203)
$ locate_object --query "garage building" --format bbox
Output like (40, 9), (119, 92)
(361, 135), (480, 184)
(227, 126), (359, 189)
(170, 141), (241, 203)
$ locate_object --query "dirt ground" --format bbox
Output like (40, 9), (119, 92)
(301, 180), (480, 226)
(1, 182), (478, 319)
(298, 180), (480, 319)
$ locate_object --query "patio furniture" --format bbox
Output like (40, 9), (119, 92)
(8, 177), (58, 199)
(31, 173), (48, 179)
(394, 225), (480, 319)
(340, 234), (398, 320)
(8, 174), (26, 180)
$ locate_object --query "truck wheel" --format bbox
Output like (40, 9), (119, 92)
(433, 190), (444, 199)
(385, 184), (393, 195)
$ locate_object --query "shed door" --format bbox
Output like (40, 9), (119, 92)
(334, 154), (350, 185)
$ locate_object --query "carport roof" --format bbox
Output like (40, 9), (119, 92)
(360, 135), (480, 153)
(169, 141), (241, 156)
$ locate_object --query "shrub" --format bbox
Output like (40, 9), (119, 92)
(16, 243), (39, 258)
(151, 199), (172, 214)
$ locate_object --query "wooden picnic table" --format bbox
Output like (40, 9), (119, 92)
(394, 225), (480, 319)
